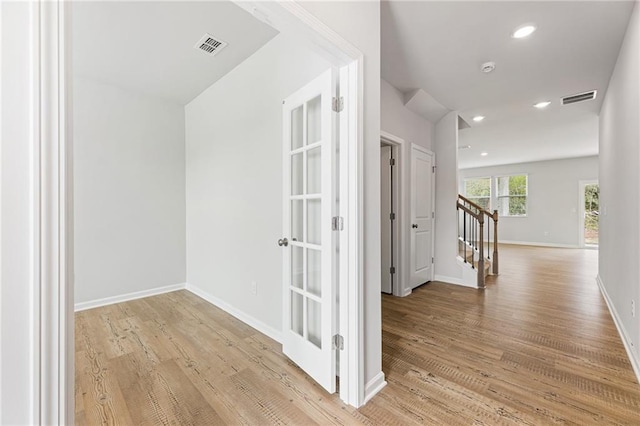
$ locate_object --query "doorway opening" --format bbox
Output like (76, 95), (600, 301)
(380, 143), (397, 295)
(579, 180), (599, 247)
(380, 132), (405, 297)
(30, 1), (366, 421)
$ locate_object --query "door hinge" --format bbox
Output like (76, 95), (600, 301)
(432, 211), (435, 219)
(332, 216), (344, 231)
(432, 257), (434, 264)
(390, 158), (395, 166)
(332, 96), (344, 113)
(333, 334), (344, 350)
(432, 165), (436, 173)
(390, 266), (396, 275)
(390, 212), (396, 221)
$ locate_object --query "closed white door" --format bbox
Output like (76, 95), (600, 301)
(281, 69), (337, 393)
(410, 146), (434, 288)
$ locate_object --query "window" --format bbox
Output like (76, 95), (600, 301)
(464, 177), (491, 211)
(496, 174), (527, 216)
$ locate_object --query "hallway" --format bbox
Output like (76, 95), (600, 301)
(373, 244), (640, 424)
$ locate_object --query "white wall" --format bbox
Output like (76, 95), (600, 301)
(74, 78), (186, 304)
(300, 0), (383, 394)
(381, 78), (433, 151)
(460, 156), (599, 247)
(381, 78), (435, 295)
(185, 35), (332, 335)
(1, 2), (36, 423)
(599, 3), (640, 377)
(433, 112), (463, 282)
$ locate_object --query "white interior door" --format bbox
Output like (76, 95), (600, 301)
(281, 69), (337, 393)
(380, 145), (393, 294)
(410, 146), (434, 289)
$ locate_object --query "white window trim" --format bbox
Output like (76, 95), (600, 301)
(494, 173), (529, 218)
(463, 176), (492, 210)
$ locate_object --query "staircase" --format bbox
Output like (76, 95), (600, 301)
(457, 194), (499, 288)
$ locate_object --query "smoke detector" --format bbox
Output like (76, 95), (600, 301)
(194, 33), (228, 57)
(481, 62), (496, 73)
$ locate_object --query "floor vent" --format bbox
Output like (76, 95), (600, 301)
(562, 90), (597, 105)
(194, 33), (227, 57)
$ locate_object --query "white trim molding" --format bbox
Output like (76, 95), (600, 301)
(596, 275), (640, 383)
(499, 240), (580, 249)
(37, 0), (74, 423)
(74, 283), (186, 312)
(434, 274), (477, 289)
(187, 284), (283, 344)
(362, 371), (387, 405)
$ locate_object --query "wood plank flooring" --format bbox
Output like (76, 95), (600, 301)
(76, 245), (640, 425)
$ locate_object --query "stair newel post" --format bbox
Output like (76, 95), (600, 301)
(463, 209), (467, 264)
(486, 212), (490, 259)
(492, 210), (499, 274)
(477, 213), (485, 288)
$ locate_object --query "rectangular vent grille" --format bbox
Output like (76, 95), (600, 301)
(562, 90), (597, 105)
(194, 33), (227, 57)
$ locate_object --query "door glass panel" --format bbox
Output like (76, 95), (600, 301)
(291, 106), (304, 150)
(307, 199), (321, 245)
(291, 292), (304, 336)
(307, 249), (321, 297)
(291, 246), (304, 289)
(291, 200), (303, 242)
(307, 299), (322, 349)
(307, 147), (321, 194)
(307, 96), (321, 145)
(291, 153), (303, 196)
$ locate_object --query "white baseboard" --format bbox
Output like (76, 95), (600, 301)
(499, 240), (580, 249)
(596, 275), (640, 383)
(74, 282), (186, 312)
(186, 283), (282, 343)
(362, 371), (387, 405)
(434, 274), (477, 288)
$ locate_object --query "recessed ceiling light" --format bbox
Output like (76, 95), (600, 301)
(473, 116), (485, 122)
(480, 152), (488, 156)
(534, 101), (551, 109)
(512, 24), (536, 39)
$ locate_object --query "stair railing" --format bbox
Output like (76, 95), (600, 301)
(457, 194), (500, 288)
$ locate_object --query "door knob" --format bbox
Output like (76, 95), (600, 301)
(412, 224), (418, 229)
(278, 238), (289, 247)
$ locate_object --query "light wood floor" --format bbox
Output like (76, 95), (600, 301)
(76, 245), (640, 425)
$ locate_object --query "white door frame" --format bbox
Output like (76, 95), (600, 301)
(380, 131), (406, 297)
(28, 1), (366, 422)
(578, 179), (599, 248)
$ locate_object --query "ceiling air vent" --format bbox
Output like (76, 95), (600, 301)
(194, 33), (227, 57)
(561, 90), (597, 105)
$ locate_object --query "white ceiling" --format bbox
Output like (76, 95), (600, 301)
(382, 0), (636, 169)
(73, 1), (278, 105)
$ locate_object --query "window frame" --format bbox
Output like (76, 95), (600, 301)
(494, 173), (528, 218)
(463, 176), (492, 211)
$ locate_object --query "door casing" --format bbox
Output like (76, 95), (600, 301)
(380, 132), (405, 297)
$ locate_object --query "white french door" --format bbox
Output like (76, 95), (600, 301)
(410, 145), (435, 288)
(281, 69), (337, 393)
